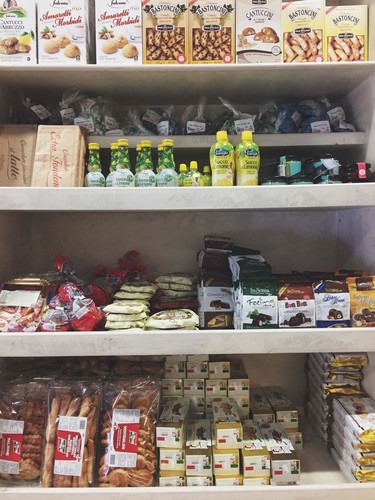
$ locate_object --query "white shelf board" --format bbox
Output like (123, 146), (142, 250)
(1, 184), (375, 212)
(91, 132), (367, 149)
(1, 329), (375, 357)
(1, 63), (374, 102)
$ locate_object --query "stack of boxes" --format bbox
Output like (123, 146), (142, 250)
(306, 352), (368, 446)
(159, 355), (251, 486)
(331, 396), (375, 483)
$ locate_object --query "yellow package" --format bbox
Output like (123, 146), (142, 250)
(142, 0), (188, 64)
(214, 474), (243, 485)
(325, 5), (368, 62)
(212, 447), (240, 476)
(188, 0), (235, 64)
(347, 277), (375, 327)
(282, 0), (325, 63)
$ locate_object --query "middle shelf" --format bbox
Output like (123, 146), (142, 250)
(2, 329), (375, 357)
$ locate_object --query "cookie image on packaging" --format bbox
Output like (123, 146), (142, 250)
(56, 35), (70, 48)
(115, 35), (128, 48)
(64, 43), (80, 59)
(123, 44), (138, 58)
(102, 40), (118, 54)
(44, 40), (60, 54)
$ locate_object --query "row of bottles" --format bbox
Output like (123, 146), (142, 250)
(85, 130), (259, 188)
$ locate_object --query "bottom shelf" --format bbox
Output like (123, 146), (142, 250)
(1, 420), (373, 499)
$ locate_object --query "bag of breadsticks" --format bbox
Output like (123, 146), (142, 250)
(98, 376), (161, 487)
(0, 379), (48, 484)
(41, 381), (101, 488)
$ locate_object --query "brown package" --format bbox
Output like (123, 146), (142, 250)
(0, 125), (37, 186)
(31, 126), (86, 187)
(41, 381), (101, 488)
(98, 376), (161, 487)
(0, 380), (48, 484)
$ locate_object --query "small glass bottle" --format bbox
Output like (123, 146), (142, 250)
(134, 144), (142, 175)
(156, 144), (164, 173)
(184, 161), (204, 186)
(202, 165), (212, 186)
(178, 163), (188, 187)
(135, 140), (156, 187)
(85, 143), (105, 187)
(156, 140), (178, 187)
(106, 142), (118, 187)
(112, 139), (135, 187)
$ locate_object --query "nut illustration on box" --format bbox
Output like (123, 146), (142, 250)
(142, 0), (188, 63)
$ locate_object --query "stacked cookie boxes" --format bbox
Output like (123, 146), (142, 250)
(251, 387), (301, 485)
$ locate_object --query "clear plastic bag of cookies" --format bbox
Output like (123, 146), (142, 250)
(0, 378), (48, 485)
(98, 376), (161, 487)
(41, 381), (101, 488)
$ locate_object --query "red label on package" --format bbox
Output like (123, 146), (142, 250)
(274, 470), (283, 475)
(358, 162), (367, 179)
(0, 419), (24, 474)
(53, 416), (87, 477)
(108, 409), (140, 468)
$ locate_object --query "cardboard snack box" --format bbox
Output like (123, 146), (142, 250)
(142, 0), (188, 64)
(251, 388), (275, 425)
(212, 398), (243, 449)
(282, 0), (325, 63)
(188, 0), (235, 64)
(325, 5), (368, 62)
(0, 125), (37, 187)
(214, 474), (243, 485)
(212, 447), (240, 476)
(159, 448), (186, 471)
(263, 387), (299, 430)
(242, 420), (271, 478)
(156, 397), (190, 448)
(159, 470), (186, 486)
(236, 0), (282, 64)
(186, 419), (213, 476)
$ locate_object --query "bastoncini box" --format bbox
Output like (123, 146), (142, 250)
(142, 0), (188, 64)
(189, 0), (235, 63)
(236, 0), (281, 64)
(282, 0), (325, 63)
(0, 0), (37, 64)
(37, 0), (94, 64)
(325, 5), (368, 62)
(96, 0), (141, 65)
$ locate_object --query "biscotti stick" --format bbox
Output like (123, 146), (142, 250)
(46, 397), (61, 443)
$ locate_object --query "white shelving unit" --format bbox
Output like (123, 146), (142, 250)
(1, 1), (375, 497)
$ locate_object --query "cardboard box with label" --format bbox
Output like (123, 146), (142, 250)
(213, 447), (240, 476)
(187, 361), (209, 379)
(162, 378), (184, 397)
(236, 0), (282, 64)
(232, 396), (250, 420)
(259, 422), (300, 484)
(164, 360), (186, 379)
(242, 420), (271, 478)
(156, 397), (190, 448)
(214, 474), (243, 485)
(250, 388), (275, 425)
(205, 379), (228, 397)
(142, 0), (188, 63)
(263, 387), (298, 430)
(325, 5), (368, 62)
(96, 0), (142, 65)
(0, 0), (37, 64)
(282, 0), (325, 63)
(209, 361), (231, 379)
(159, 470), (186, 486)
(159, 448), (186, 471)
(243, 476), (270, 485)
(186, 419), (213, 476)
(212, 398), (243, 449)
(228, 378), (250, 396)
(186, 476), (213, 486)
(37, 0), (94, 64)
(0, 125), (37, 187)
(205, 397), (224, 416)
(198, 274), (234, 328)
(184, 379), (205, 396)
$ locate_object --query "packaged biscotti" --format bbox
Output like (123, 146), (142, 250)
(0, 379), (48, 484)
(98, 376), (161, 487)
(41, 381), (101, 488)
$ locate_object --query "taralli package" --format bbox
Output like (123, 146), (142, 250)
(145, 309), (199, 330)
(282, 0), (325, 63)
(347, 277), (375, 327)
(142, 0), (188, 64)
(325, 5), (368, 62)
(0, 0), (36, 64)
(188, 0), (235, 63)
(41, 381), (101, 488)
(155, 273), (197, 287)
(98, 377), (160, 487)
(236, 0), (281, 64)
(0, 380), (48, 484)
(37, 0), (94, 64)
(96, 0), (141, 65)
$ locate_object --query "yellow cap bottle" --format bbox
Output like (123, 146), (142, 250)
(162, 139), (174, 147)
(117, 139), (129, 147)
(178, 163), (188, 187)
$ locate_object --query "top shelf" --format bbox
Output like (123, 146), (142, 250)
(1, 184), (375, 212)
(1, 63), (374, 103)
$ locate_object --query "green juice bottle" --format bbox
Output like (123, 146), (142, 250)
(135, 144), (142, 175)
(210, 131), (235, 186)
(85, 143), (105, 187)
(106, 142), (118, 187)
(235, 131), (260, 186)
(184, 161), (204, 186)
(202, 165), (212, 186)
(157, 140), (178, 187)
(135, 140), (156, 187)
(112, 139), (135, 187)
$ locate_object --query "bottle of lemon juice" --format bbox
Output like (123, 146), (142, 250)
(210, 131), (235, 186)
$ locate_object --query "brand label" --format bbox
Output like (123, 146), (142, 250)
(54, 416), (87, 476)
(107, 409), (140, 468)
(0, 419), (24, 475)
